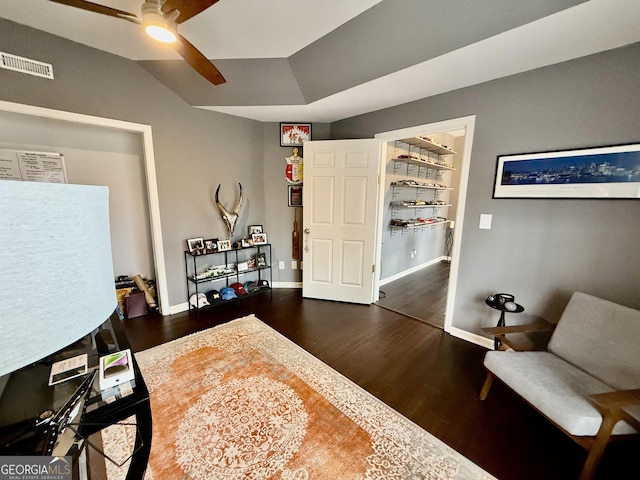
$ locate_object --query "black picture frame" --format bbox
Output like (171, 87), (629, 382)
(280, 123), (311, 147)
(252, 233), (268, 245)
(186, 237), (204, 253)
(288, 185), (303, 207)
(493, 143), (640, 199)
(203, 238), (218, 253)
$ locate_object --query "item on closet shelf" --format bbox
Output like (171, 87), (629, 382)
(230, 282), (247, 296)
(237, 261), (249, 272)
(257, 279), (270, 290)
(189, 293), (210, 309)
(244, 281), (260, 293)
(220, 287), (237, 300)
(205, 290), (224, 305)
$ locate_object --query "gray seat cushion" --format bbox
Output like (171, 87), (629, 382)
(548, 292), (640, 391)
(484, 350), (638, 436)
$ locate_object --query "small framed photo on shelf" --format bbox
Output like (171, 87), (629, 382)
(237, 261), (249, 272)
(248, 225), (263, 235)
(217, 239), (232, 252)
(255, 253), (267, 267)
(203, 238), (218, 253)
(252, 233), (268, 245)
(280, 123), (311, 147)
(187, 237), (204, 253)
(241, 238), (253, 248)
(247, 258), (257, 269)
(288, 185), (303, 207)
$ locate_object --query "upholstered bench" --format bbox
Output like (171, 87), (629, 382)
(479, 291), (640, 480)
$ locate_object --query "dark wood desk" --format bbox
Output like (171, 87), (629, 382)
(0, 312), (151, 480)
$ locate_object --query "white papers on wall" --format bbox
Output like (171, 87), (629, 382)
(0, 148), (67, 183)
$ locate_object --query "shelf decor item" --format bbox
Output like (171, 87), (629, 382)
(280, 123), (311, 147)
(214, 183), (243, 237)
(493, 143), (640, 199)
(203, 238), (218, 253)
(217, 239), (232, 252)
(187, 237), (205, 253)
(252, 233), (268, 245)
(248, 225), (263, 235)
(288, 185), (303, 207)
(285, 147), (303, 184)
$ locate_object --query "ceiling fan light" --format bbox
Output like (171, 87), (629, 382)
(141, 1), (177, 43)
(145, 24), (176, 43)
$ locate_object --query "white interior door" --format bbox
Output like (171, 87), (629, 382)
(302, 139), (382, 304)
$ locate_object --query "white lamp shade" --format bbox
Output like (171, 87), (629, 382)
(0, 180), (116, 377)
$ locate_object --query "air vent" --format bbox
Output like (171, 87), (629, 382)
(0, 52), (54, 79)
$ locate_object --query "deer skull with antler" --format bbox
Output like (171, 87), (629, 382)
(214, 183), (243, 238)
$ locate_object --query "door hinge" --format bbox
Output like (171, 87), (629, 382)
(377, 174), (380, 184)
(372, 264), (376, 273)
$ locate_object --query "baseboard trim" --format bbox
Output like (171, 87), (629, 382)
(379, 256), (447, 287)
(447, 326), (493, 350)
(165, 283), (303, 316)
(273, 281), (302, 289)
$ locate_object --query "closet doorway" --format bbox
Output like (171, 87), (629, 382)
(373, 117), (475, 332)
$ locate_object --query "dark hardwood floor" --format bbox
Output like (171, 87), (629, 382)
(376, 261), (450, 328)
(122, 289), (636, 480)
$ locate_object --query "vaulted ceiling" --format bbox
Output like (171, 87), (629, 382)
(1, 0), (639, 122)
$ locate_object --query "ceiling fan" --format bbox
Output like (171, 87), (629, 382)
(49, 0), (226, 85)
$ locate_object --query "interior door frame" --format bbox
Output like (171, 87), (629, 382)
(0, 100), (169, 314)
(374, 115), (476, 333)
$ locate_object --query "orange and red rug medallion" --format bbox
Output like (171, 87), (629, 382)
(102, 315), (494, 480)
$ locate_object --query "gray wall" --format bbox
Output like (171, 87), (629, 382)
(0, 19), (266, 308)
(332, 43), (640, 336)
(380, 132), (460, 280)
(3, 18), (639, 334)
(0, 19), (330, 307)
(0, 116), (153, 281)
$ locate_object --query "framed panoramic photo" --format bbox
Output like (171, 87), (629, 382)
(280, 123), (311, 147)
(493, 143), (640, 199)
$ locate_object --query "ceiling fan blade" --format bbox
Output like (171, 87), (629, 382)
(48, 0), (140, 23)
(174, 34), (226, 85)
(162, 0), (220, 24)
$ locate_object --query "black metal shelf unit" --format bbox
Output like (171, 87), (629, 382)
(184, 244), (272, 318)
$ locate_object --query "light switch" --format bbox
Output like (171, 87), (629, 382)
(291, 260), (298, 270)
(278, 261), (285, 270)
(479, 214), (492, 230)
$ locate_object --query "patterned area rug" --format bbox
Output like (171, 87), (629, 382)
(102, 315), (495, 479)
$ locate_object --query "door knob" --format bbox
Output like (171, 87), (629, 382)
(303, 228), (310, 252)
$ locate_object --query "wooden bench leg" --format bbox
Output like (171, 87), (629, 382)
(479, 371), (494, 400)
(579, 414), (619, 480)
